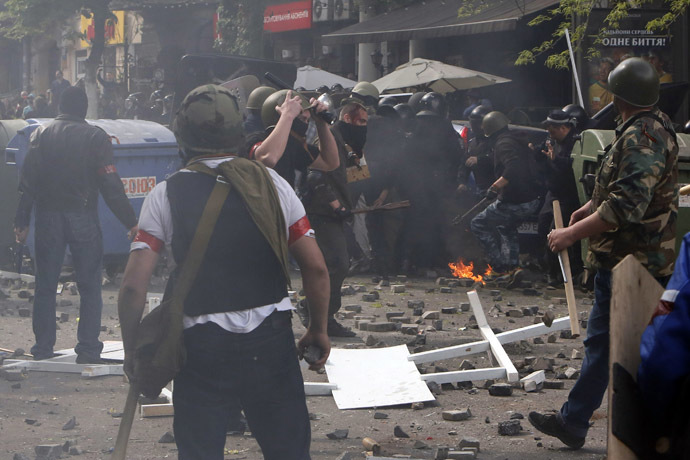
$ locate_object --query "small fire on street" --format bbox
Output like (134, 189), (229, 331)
(448, 259), (492, 285)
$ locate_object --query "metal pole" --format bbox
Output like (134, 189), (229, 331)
(564, 28), (585, 108)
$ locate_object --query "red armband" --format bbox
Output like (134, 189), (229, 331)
(133, 229), (164, 253)
(249, 142), (262, 160)
(288, 216), (313, 246)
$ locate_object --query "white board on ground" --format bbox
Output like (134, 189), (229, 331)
(325, 345), (434, 410)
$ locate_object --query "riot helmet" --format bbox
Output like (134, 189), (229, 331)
(608, 57), (659, 107)
(562, 104), (590, 132)
(173, 84), (244, 159)
(246, 86), (276, 111)
(407, 92), (427, 114)
(481, 111), (510, 137)
(261, 89), (311, 128)
(419, 92), (448, 118)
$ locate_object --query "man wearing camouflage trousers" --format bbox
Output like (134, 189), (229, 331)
(529, 58), (679, 449)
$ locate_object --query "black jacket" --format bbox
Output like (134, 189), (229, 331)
(492, 130), (540, 204)
(15, 115), (136, 229)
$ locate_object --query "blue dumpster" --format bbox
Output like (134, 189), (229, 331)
(5, 119), (180, 268)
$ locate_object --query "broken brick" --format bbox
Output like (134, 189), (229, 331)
(443, 408), (472, 421)
(498, 419), (522, 436)
(488, 383), (513, 396)
(366, 322), (396, 332)
(421, 311), (440, 320)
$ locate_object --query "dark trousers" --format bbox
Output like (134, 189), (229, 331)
(310, 216), (349, 317)
(560, 269), (668, 437)
(173, 311), (311, 460)
(31, 210), (103, 359)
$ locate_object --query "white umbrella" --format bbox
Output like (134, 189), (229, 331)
(294, 66), (357, 90)
(372, 58), (510, 94)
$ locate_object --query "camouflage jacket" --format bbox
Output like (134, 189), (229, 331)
(588, 108), (679, 276)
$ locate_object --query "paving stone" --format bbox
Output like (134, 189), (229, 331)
(352, 284), (367, 292)
(386, 311), (405, 320)
(531, 357), (555, 371)
(447, 280), (461, 288)
(458, 437), (480, 451)
(533, 337), (544, 344)
(391, 285), (406, 293)
(458, 278), (475, 288)
(341, 286), (356, 296)
(521, 370), (545, 393)
(17, 290), (31, 299)
(506, 309), (523, 318)
(521, 307), (533, 316)
(1, 369), (27, 382)
(556, 352), (566, 359)
(436, 277), (449, 286)
(435, 447), (450, 460)
(59, 312), (69, 323)
(488, 383), (513, 396)
(547, 333), (558, 343)
(18, 307), (31, 317)
(510, 412), (524, 420)
(493, 295), (503, 301)
(326, 429), (349, 440)
(441, 307), (458, 314)
(581, 319), (588, 329)
(448, 451), (476, 459)
(442, 408), (472, 421)
(411, 402), (425, 410)
(432, 319), (443, 330)
(498, 419), (522, 436)
(362, 294), (377, 302)
(366, 335), (378, 346)
(68, 446), (83, 455)
(571, 349), (582, 359)
(458, 447), (479, 458)
(408, 300), (425, 309)
(401, 325), (419, 335)
(560, 329), (574, 339)
(413, 440), (429, 449)
(565, 367), (580, 379)
(440, 287), (453, 294)
(367, 322), (396, 332)
(344, 305), (362, 313)
(358, 321), (371, 331)
(62, 416), (77, 430)
(542, 310), (556, 327)
(459, 302), (470, 312)
(427, 381), (443, 395)
(35, 444), (62, 460)
(374, 412), (388, 419)
(378, 280), (390, 288)
(391, 316), (411, 324)
(543, 379), (565, 389)
(421, 311), (440, 320)
(394, 425), (410, 438)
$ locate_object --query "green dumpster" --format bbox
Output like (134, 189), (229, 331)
(572, 129), (690, 256)
(0, 119), (28, 265)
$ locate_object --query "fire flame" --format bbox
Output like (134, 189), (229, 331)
(448, 259), (492, 285)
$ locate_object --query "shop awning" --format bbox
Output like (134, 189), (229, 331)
(322, 0), (560, 45)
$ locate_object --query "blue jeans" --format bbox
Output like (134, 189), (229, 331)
(560, 269), (669, 437)
(470, 198), (541, 271)
(173, 311), (311, 460)
(31, 210), (104, 359)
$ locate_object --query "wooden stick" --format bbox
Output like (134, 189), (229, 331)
(111, 384), (139, 460)
(351, 200), (410, 214)
(608, 255), (663, 459)
(552, 200), (581, 337)
(0, 347), (32, 357)
(680, 184), (690, 196)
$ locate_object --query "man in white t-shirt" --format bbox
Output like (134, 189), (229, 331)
(118, 84), (330, 460)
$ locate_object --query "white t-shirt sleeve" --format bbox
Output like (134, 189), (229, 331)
(267, 169), (314, 244)
(130, 181), (172, 252)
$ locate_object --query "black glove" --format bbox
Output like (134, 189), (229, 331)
(334, 206), (352, 220)
(485, 187), (498, 201)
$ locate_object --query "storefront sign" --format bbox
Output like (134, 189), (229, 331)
(264, 1), (312, 32)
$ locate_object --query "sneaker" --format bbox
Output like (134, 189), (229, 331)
(75, 354), (105, 365)
(327, 318), (356, 338)
(295, 300), (309, 328)
(528, 411), (585, 449)
(32, 352), (57, 361)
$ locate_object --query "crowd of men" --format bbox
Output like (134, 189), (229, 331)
(11, 55), (689, 458)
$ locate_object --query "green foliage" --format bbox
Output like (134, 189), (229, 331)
(0, 0), (83, 40)
(215, 1), (266, 57)
(458, 0), (689, 68)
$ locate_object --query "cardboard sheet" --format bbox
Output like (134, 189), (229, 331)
(325, 345), (435, 410)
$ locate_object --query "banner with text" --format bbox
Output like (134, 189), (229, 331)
(264, 1), (312, 32)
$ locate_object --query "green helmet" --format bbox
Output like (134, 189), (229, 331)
(261, 89), (311, 128)
(173, 84), (244, 158)
(246, 86), (276, 111)
(351, 81), (380, 107)
(482, 111), (510, 137)
(608, 57), (659, 107)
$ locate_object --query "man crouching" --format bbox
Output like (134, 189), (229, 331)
(118, 84), (331, 460)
